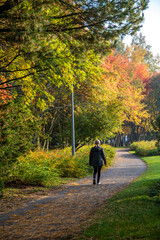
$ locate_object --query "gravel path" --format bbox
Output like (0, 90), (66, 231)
(0, 149), (147, 239)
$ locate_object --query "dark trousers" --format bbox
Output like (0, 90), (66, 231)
(93, 166), (102, 183)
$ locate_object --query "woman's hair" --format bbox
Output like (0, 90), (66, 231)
(95, 139), (100, 145)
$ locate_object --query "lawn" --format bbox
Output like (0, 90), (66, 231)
(78, 154), (160, 240)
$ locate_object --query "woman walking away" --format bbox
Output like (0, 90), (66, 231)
(89, 140), (107, 185)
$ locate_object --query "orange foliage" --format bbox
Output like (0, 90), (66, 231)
(102, 51), (150, 125)
(133, 64), (150, 94)
(0, 76), (13, 104)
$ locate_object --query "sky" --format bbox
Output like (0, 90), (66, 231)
(124, 0), (160, 56)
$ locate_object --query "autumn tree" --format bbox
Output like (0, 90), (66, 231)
(43, 49), (151, 149)
(0, 0), (149, 92)
(0, 0), (150, 122)
(123, 34), (160, 142)
(34, 50), (124, 150)
(0, 0), (150, 153)
(125, 33), (160, 73)
(102, 50), (151, 145)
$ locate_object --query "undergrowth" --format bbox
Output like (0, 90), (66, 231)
(3, 144), (115, 188)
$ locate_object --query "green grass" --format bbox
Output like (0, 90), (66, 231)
(78, 154), (160, 240)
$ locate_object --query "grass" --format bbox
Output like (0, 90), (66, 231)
(78, 154), (160, 240)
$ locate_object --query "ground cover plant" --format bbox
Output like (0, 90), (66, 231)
(3, 144), (115, 189)
(130, 140), (158, 156)
(78, 153), (160, 240)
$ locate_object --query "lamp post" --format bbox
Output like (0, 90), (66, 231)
(72, 84), (75, 156)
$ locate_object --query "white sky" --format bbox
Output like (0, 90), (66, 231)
(124, 0), (160, 56)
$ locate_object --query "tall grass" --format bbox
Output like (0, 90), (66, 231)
(5, 145), (115, 187)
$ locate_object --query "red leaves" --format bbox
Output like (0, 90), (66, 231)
(0, 76), (13, 104)
(102, 51), (151, 124)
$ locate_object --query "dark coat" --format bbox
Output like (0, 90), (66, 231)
(89, 145), (107, 167)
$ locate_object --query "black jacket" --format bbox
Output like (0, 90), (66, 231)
(89, 145), (106, 167)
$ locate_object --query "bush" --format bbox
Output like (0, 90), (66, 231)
(7, 152), (61, 187)
(130, 140), (158, 156)
(5, 144), (115, 187)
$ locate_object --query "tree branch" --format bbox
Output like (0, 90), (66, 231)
(51, 11), (89, 19)
(2, 66), (39, 72)
(0, 68), (49, 86)
(0, 54), (20, 70)
(46, 19), (106, 33)
(0, 85), (21, 90)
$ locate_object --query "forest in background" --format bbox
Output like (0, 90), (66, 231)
(1, 0), (160, 182)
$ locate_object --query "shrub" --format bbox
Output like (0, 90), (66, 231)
(7, 152), (60, 187)
(5, 144), (115, 187)
(130, 140), (158, 156)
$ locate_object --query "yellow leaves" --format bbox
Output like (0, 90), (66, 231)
(125, 44), (146, 64)
(102, 52), (151, 127)
(36, 98), (47, 111)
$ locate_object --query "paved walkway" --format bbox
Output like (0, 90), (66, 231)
(0, 149), (147, 239)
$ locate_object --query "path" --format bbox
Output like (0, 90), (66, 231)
(0, 149), (147, 239)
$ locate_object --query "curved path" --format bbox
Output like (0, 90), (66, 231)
(0, 149), (147, 239)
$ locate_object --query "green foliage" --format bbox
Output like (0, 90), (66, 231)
(5, 145), (115, 187)
(130, 140), (158, 156)
(75, 101), (123, 146)
(0, 99), (40, 178)
(9, 160), (60, 187)
(1, 0), (149, 48)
